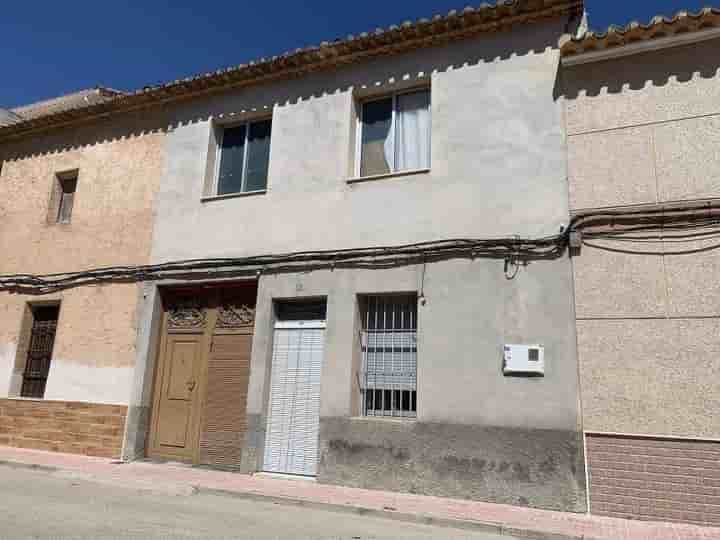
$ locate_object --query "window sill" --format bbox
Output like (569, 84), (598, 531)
(201, 190), (267, 203)
(350, 415), (417, 423)
(346, 168), (430, 184)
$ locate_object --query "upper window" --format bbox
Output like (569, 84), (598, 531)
(57, 174), (77, 224)
(358, 89), (431, 178)
(48, 170), (78, 225)
(215, 119), (272, 196)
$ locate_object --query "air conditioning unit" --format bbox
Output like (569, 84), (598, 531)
(503, 344), (545, 376)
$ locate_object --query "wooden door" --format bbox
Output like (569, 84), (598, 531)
(198, 303), (254, 468)
(148, 287), (256, 465)
(148, 295), (210, 462)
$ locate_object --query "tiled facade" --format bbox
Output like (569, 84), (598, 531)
(562, 9), (720, 527)
(0, 399), (127, 458)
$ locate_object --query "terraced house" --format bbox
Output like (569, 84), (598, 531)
(561, 8), (720, 527)
(1, 0), (719, 528)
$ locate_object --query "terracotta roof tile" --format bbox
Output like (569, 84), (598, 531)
(0, 109), (22, 128)
(561, 6), (720, 57)
(9, 88), (124, 122)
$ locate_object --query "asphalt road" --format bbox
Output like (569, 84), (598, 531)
(0, 465), (517, 540)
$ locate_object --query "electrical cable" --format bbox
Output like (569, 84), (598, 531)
(5, 201), (720, 295)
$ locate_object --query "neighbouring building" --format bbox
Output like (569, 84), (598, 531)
(2, 0), (718, 526)
(561, 7), (720, 527)
(0, 88), (168, 457)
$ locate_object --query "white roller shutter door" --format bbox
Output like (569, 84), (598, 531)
(263, 320), (324, 476)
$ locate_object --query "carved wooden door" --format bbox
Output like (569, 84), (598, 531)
(148, 294), (210, 462)
(148, 286), (256, 465)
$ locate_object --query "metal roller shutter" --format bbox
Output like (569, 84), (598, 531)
(263, 320), (325, 477)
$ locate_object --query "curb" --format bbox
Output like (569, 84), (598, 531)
(195, 487), (586, 540)
(0, 458), (589, 540)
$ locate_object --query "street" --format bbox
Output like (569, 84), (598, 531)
(0, 466), (515, 540)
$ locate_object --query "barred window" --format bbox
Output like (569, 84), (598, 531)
(360, 294), (417, 418)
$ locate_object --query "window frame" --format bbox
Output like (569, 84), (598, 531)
(212, 118), (272, 197)
(57, 174), (77, 224)
(354, 87), (431, 179)
(358, 293), (419, 419)
(19, 302), (61, 400)
(47, 169), (79, 225)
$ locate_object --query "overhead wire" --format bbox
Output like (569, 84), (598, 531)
(4, 201), (720, 295)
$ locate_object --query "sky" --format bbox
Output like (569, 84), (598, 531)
(0, 1), (712, 109)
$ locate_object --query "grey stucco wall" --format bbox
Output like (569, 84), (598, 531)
(129, 18), (584, 510)
(239, 259), (583, 510)
(319, 417), (586, 512)
(149, 20), (569, 262)
(563, 39), (720, 439)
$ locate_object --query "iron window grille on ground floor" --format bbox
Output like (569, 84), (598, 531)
(360, 294), (418, 418)
(21, 305), (60, 399)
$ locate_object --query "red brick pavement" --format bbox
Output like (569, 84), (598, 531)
(0, 446), (718, 539)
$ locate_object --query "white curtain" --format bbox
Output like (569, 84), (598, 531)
(395, 91), (431, 171)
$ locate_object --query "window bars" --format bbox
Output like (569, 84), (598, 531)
(360, 294), (417, 418)
(21, 306), (60, 399)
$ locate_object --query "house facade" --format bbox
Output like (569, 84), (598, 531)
(561, 8), (720, 527)
(0, 91), (168, 457)
(121, 1), (586, 512)
(0, 0), (587, 513)
(2, 0), (719, 526)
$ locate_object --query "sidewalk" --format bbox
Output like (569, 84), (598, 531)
(0, 446), (717, 540)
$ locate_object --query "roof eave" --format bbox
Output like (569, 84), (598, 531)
(561, 25), (720, 66)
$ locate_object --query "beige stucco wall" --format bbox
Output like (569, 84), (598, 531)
(563, 38), (720, 438)
(0, 111), (166, 404)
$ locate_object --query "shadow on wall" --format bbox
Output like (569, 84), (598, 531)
(0, 109), (170, 165)
(1, 17), (569, 163)
(560, 38), (720, 99)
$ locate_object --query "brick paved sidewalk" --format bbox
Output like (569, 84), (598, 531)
(0, 446), (718, 540)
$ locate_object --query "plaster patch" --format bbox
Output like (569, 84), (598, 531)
(0, 343), (17, 398)
(43, 360), (132, 405)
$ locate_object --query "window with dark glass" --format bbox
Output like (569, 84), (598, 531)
(57, 173), (77, 224)
(216, 119), (272, 196)
(359, 294), (418, 418)
(358, 89), (431, 178)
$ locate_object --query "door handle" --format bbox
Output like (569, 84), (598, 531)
(186, 381), (196, 392)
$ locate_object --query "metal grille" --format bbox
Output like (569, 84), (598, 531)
(21, 307), (59, 399)
(360, 294), (417, 418)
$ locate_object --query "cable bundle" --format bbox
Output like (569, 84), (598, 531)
(3, 201), (720, 295)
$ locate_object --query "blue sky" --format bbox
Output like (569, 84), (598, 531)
(1, 1), (711, 108)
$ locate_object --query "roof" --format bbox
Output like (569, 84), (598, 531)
(9, 87), (124, 122)
(561, 7), (720, 60)
(0, 109), (22, 128)
(0, 0), (582, 142)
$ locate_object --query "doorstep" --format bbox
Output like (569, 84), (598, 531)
(0, 446), (717, 540)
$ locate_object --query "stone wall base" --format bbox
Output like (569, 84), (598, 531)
(0, 399), (127, 459)
(318, 417), (587, 513)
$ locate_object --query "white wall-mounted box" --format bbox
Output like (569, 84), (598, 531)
(503, 344), (545, 376)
